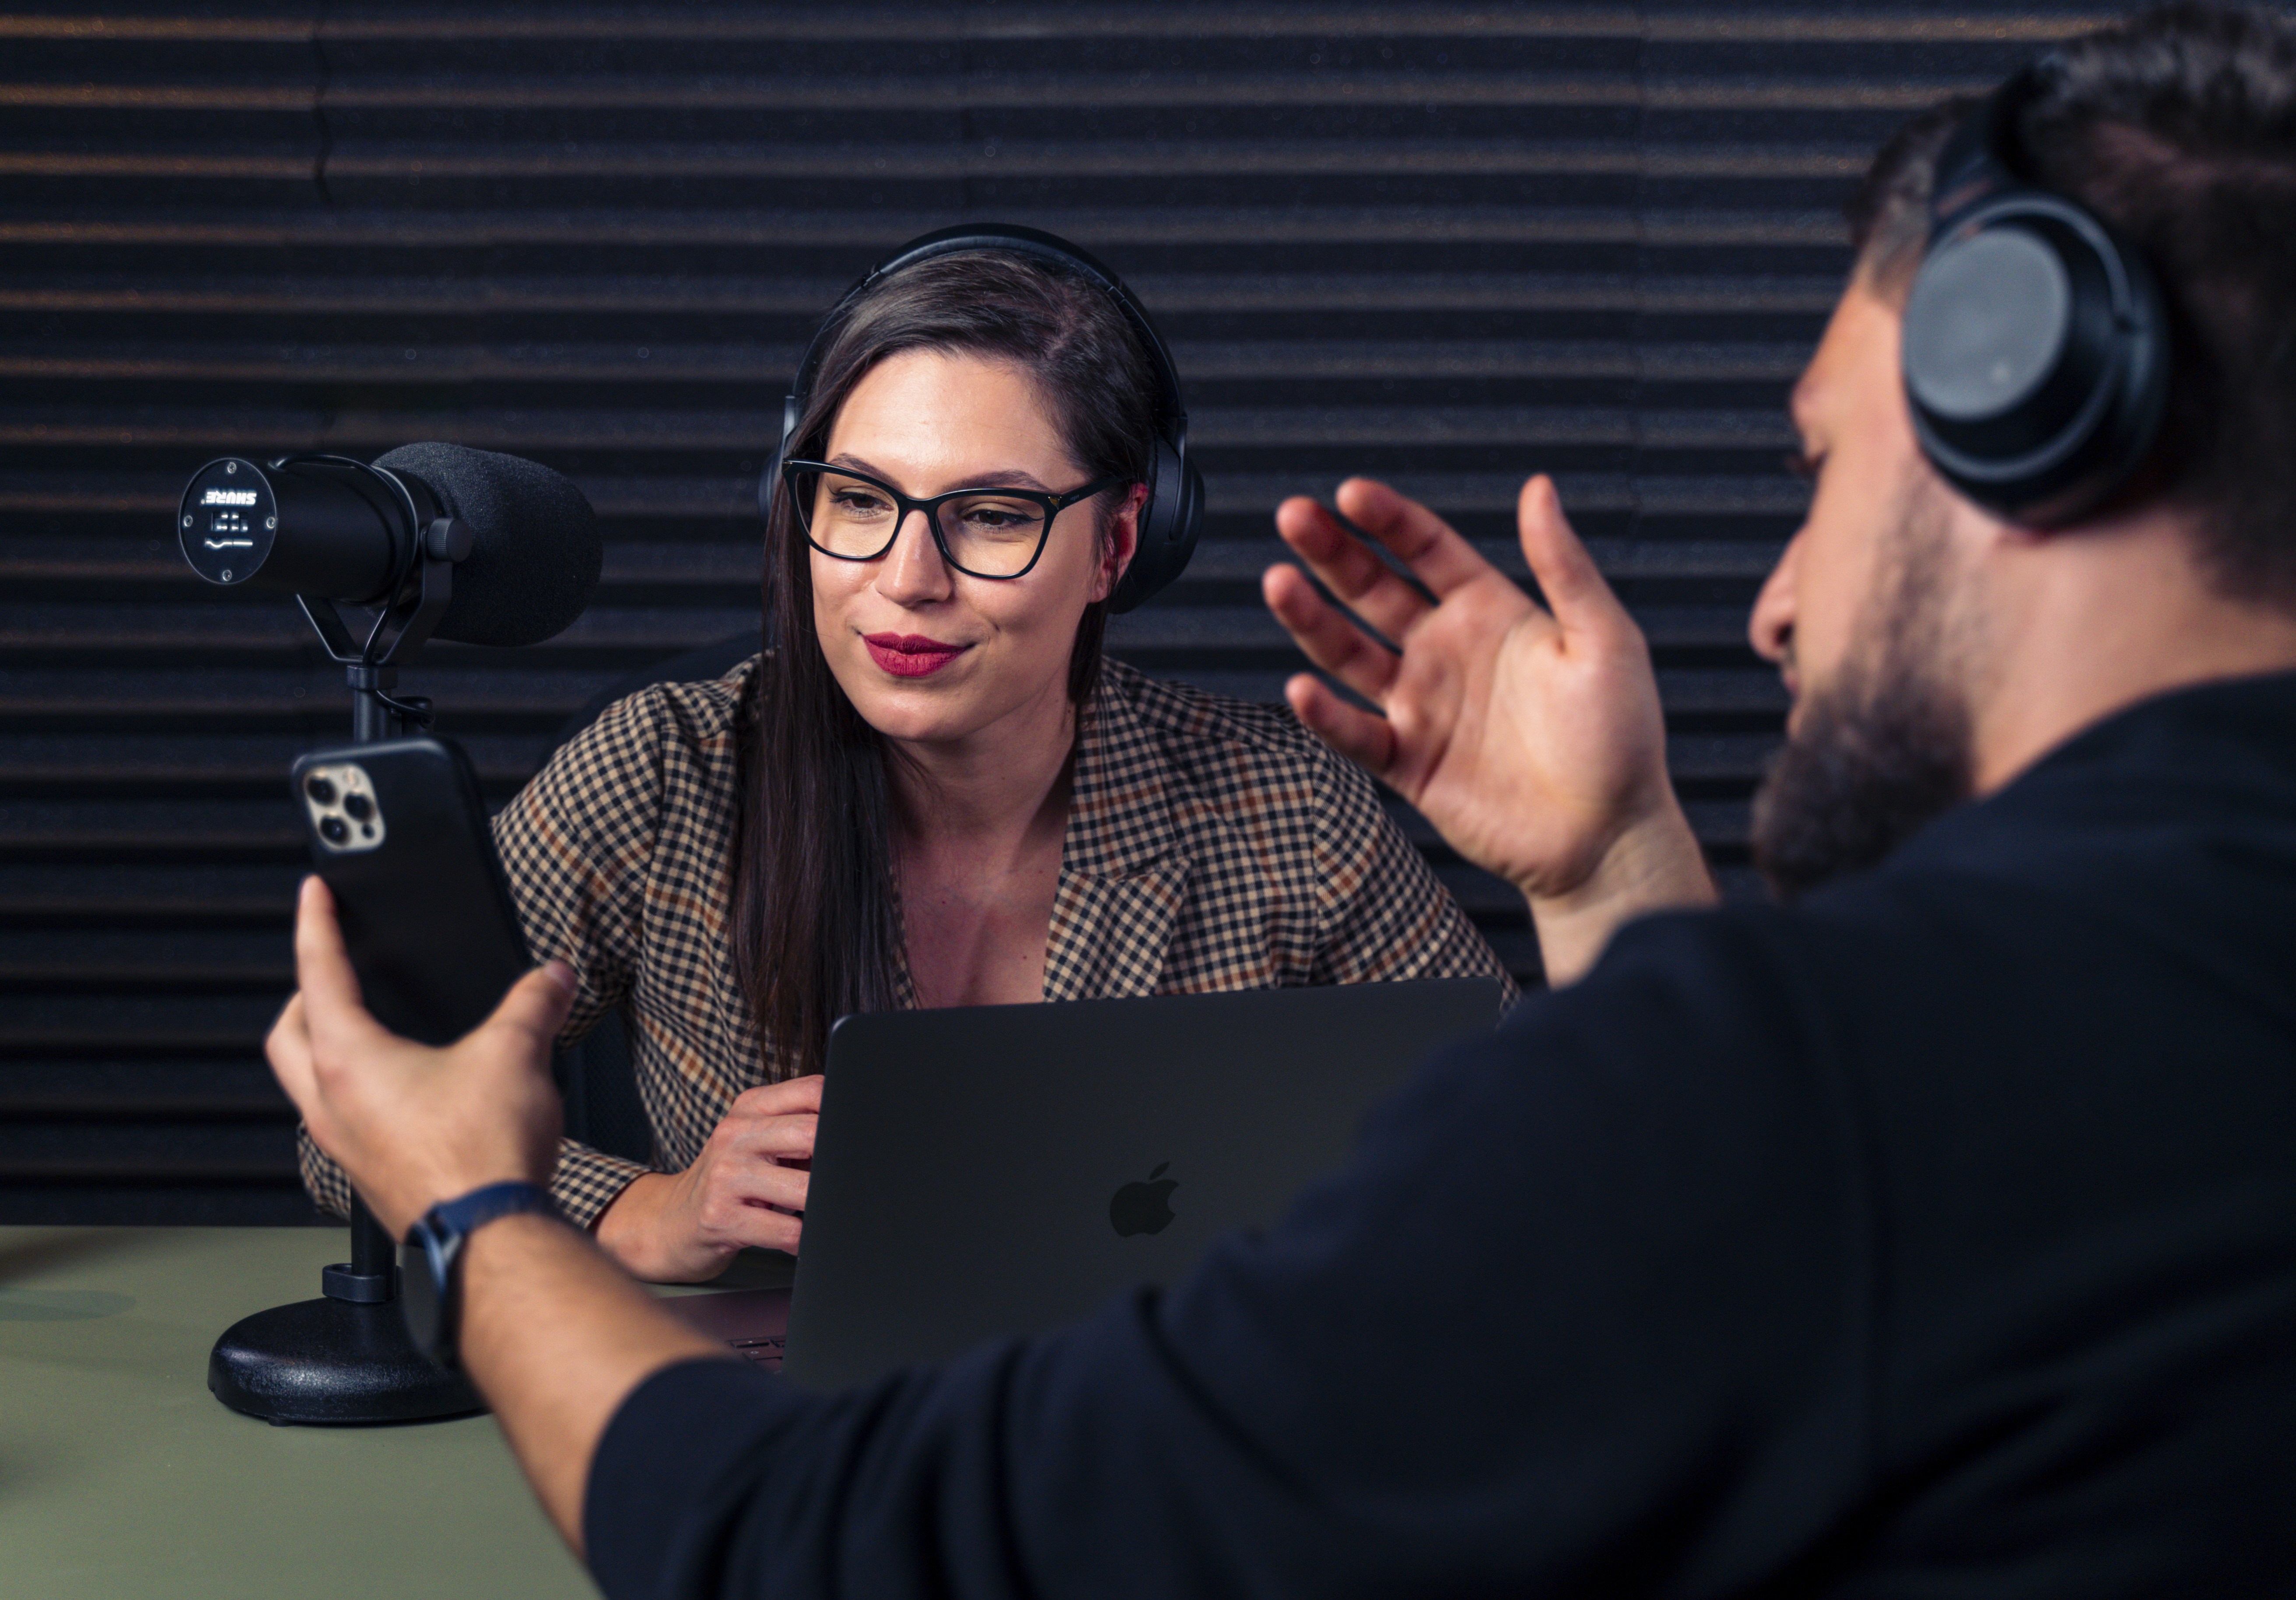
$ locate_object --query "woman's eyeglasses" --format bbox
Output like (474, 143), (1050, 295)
(782, 460), (1125, 581)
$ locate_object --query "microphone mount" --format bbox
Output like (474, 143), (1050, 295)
(272, 453), (476, 735)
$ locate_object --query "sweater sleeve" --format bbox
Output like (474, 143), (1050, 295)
(583, 908), (1872, 1599)
(493, 689), (671, 1039)
(490, 688), (678, 1224)
(297, 688), (674, 1227)
(297, 1126), (647, 1229)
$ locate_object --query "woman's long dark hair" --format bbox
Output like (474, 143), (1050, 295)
(732, 251), (1162, 1076)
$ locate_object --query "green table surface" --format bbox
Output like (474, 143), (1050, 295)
(0, 1225), (790, 1599)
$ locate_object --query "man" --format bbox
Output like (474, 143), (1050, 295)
(269, 6), (2296, 1595)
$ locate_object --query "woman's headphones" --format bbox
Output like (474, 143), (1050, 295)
(1901, 64), (2171, 525)
(757, 223), (1205, 613)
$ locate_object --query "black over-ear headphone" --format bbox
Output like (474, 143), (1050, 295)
(757, 223), (1205, 613)
(1901, 64), (2170, 526)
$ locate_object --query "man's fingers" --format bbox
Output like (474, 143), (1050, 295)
(1273, 495), (1434, 645)
(290, 877), (378, 1053)
(480, 961), (579, 1057)
(1332, 478), (1497, 600)
(1283, 674), (1398, 777)
(1262, 564), (1402, 704)
(265, 991), (318, 1112)
(1516, 474), (1628, 635)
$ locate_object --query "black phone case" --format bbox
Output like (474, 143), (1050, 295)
(290, 736), (531, 1047)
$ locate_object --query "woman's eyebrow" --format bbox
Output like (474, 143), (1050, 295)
(825, 453), (1055, 494)
(971, 470), (1055, 492)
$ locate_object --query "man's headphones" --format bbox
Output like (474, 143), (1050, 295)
(1901, 64), (2171, 525)
(757, 223), (1205, 613)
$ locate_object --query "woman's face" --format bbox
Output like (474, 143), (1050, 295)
(807, 348), (1139, 748)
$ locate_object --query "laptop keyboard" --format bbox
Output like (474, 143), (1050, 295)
(729, 1333), (785, 1371)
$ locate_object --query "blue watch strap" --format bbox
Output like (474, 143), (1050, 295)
(401, 1180), (560, 1369)
(425, 1179), (558, 1242)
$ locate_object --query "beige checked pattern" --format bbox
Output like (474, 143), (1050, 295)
(300, 658), (1515, 1225)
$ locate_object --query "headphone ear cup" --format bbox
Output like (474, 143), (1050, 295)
(757, 445), (782, 529)
(1109, 436), (1202, 614)
(758, 393), (801, 529)
(1903, 198), (2169, 524)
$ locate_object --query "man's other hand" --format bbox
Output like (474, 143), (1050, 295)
(267, 875), (576, 1237)
(1264, 475), (1716, 984)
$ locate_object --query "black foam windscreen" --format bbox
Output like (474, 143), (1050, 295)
(371, 443), (602, 647)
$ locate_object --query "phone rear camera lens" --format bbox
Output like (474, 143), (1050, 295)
(319, 815), (349, 844)
(343, 793), (373, 821)
(305, 776), (337, 805)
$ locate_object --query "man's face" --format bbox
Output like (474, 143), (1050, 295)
(1746, 280), (1983, 898)
(1752, 285), (1933, 722)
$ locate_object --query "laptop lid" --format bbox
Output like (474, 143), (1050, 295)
(780, 977), (1504, 1390)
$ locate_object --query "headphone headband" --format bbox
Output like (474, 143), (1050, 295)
(784, 224), (1188, 448)
(1927, 65), (2044, 237)
(763, 223), (1203, 612)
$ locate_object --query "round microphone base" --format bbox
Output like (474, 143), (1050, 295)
(208, 1294), (482, 1426)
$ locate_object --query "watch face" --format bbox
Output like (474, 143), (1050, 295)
(399, 1232), (451, 1366)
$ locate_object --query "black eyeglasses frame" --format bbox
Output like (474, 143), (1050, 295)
(780, 459), (1126, 581)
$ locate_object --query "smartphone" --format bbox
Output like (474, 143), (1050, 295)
(290, 736), (531, 1046)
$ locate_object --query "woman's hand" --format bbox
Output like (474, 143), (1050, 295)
(1263, 474), (1717, 984)
(593, 1076), (824, 1282)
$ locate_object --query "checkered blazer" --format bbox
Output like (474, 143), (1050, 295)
(299, 658), (1514, 1225)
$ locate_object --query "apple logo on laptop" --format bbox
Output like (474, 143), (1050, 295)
(1109, 1163), (1178, 1237)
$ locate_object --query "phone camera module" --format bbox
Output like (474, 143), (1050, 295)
(301, 761), (384, 855)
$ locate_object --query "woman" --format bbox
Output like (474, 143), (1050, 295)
(301, 240), (1512, 1280)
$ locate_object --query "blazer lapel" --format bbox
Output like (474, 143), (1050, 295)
(1043, 865), (1190, 1001)
(1042, 677), (1190, 1002)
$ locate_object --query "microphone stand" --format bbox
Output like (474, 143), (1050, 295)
(208, 455), (487, 1424)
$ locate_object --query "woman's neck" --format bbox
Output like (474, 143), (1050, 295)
(887, 679), (1080, 1009)
(888, 678), (1079, 867)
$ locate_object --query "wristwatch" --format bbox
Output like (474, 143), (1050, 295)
(401, 1180), (559, 1369)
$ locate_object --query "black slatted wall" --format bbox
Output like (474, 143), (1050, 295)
(1, 3), (2103, 1223)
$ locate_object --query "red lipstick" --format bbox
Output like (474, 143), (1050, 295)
(863, 632), (968, 678)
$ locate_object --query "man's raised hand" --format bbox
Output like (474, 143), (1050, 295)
(1263, 475), (1714, 984)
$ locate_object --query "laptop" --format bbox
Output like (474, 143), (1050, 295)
(663, 977), (1505, 1390)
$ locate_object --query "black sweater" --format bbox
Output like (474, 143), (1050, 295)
(585, 671), (2296, 1598)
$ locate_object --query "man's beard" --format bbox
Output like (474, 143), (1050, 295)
(1750, 488), (1977, 902)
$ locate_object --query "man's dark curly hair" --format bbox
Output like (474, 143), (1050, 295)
(1848, 3), (2296, 607)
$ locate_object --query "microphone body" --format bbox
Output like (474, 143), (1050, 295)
(177, 445), (602, 648)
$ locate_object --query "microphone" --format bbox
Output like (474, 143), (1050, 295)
(177, 444), (603, 648)
(182, 443), (601, 1424)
